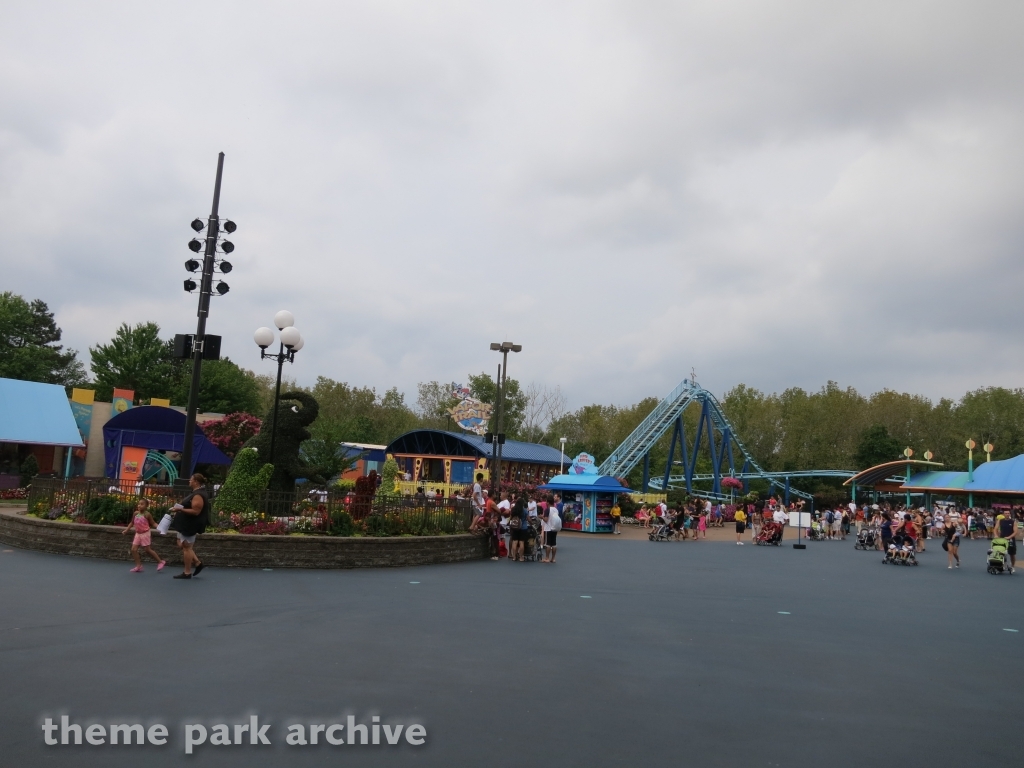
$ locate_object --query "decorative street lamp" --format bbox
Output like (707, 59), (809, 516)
(559, 437), (567, 475)
(984, 442), (995, 462)
(488, 341), (521, 494)
(966, 439), (976, 507)
(254, 311), (304, 468)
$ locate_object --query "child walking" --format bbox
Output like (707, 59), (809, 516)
(122, 499), (166, 573)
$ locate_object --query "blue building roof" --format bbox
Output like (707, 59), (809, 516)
(538, 474), (633, 493)
(386, 429), (570, 467)
(0, 378), (83, 446)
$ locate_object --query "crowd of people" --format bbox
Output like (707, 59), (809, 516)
(467, 473), (563, 563)
(841, 502), (1022, 571)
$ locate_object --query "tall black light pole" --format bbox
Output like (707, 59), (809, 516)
(180, 153), (235, 481)
(489, 341), (521, 494)
(254, 312), (303, 468)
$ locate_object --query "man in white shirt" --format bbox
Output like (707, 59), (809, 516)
(497, 491), (511, 514)
(472, 473), (485, 516)
(527, 497), (538, 520)
(773, 506), (788, 526)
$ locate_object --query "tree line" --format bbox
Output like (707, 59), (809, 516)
(5, 291), (1024, 489)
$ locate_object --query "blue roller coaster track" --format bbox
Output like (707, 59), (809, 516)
(597, 379), (861, 505)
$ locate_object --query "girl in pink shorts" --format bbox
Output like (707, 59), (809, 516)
(698, 512), (707, 539)
(121, 499), (166, 573)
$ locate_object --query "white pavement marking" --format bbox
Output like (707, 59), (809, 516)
(410, 581), (420, 584)
(1004, 628), (1019, 633)
(778, 611), (791, 615)
(580, 595), (592, 598)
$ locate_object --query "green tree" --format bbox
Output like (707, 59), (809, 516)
(468, 371), (527, 437)
(89, 322), (177, 401)
(853, 424), (902, 469)
(0, 292), (87, 386)
(306, 377), (419, 446)
(172, 359), (263, 415)
(415, 381), (461, 429)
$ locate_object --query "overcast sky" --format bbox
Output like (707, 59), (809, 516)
(2, 1), (1023, 411)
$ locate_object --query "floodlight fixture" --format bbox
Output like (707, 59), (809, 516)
(223, 220), (237, 233)
(184, 279), (197, 292)
(221, 240), (235, 254)
(188, 238), (203, 252)
(190, 218), (205, 232)
(215, 282), (230, 295)
(184, 259), (200, 272)
(218, 260), (232, 273)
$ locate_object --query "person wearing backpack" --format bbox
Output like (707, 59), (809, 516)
(824, 509), (835, 540)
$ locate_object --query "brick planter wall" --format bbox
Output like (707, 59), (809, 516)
(0, 510), (489, 569)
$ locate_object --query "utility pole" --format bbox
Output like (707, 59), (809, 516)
(179, 153), (225, 481)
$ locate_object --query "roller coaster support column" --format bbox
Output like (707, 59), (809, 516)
(642, 453), (650, 493)
(784, 476), (790, 506)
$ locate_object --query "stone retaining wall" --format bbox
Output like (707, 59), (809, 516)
(0, 510), (489, 569)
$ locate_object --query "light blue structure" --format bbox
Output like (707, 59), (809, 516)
(538, 474), (632, 533)
(598, 379), (855, 505)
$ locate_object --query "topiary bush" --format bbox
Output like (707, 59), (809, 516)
(216, 447), (274, 514)
(379, 457), (400, 499)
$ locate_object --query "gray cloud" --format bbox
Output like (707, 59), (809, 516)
(2, 0), (1022, 412)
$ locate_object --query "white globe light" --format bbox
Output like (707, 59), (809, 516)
(253, 327), (275, 348)
(274, 310), (295, 330)
(291, 335), (304, 352)
(280, 326), (301, 348)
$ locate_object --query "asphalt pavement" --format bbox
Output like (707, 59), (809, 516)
(0, 533), (1020, 767)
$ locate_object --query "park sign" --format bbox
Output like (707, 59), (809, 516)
(569, 452), (598, 475)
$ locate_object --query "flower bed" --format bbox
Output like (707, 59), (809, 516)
(26, 479), (473, 538)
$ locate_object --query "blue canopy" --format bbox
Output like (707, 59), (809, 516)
(0, 378), (83, 446)
(102, 406), (231, 477)
(537, 474), (633, 494)
(903, 453), (1024, 495)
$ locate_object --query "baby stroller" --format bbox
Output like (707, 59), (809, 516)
(806, 521), (827, 541)
(523, 520), (544, 562)
(756, 521), (783, 546)
(649, 516), (672, 542)
(883, 534), (918, 566)
(855, 527), (877, 550)
(987, 538), (1013, 574)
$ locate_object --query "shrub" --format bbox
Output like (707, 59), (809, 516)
(333, 479), (356, 493)
(330, 509), (356, 536)
(19, 455), (39, 487)
(84, 495), (135, 526)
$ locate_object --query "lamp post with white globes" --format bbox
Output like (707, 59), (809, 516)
(254, 311), (304, 468)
